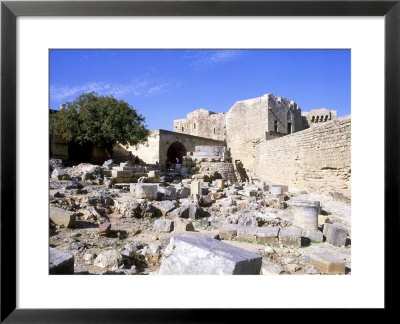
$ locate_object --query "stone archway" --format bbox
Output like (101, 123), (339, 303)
(166, 141), (187, 165)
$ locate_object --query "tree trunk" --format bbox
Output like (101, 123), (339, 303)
(105, 146), (113, 159)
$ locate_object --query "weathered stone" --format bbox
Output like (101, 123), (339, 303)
(255, 227), (280, 244)
(279, 227), (302, 247)
(216, 179), (225, 189)
(237, 226), (257, 242)
(190, 180), (201, 196)
(218, 224), (238, 240)
(270, 185), (283, 195)
(177, 186), (190, 199)
(147, 170), (160, 183)
(102, 159), (114, 169)
(159, 236), (262, 275)
(174, 218), (195, 232)
(133, 183), (158, 200)
(309, 252), (346, 274)
(318, 215), (331, 227)
(98, 222), (111, 236)
(112, 170), (133, 178)
(157, 186), (177, 200)
(83, 252), (96, 264)
(323, 223), (348, 246)
(292, 199), (320, 230)
(50, 206), (76, 228)
(302, 229), (324, 243)
(244, 189), (257, 197)
(94, 250), (123, 269)
(170, 206), (190, 218)
(215, 192), (226, 199)
(200, 196), (213, 207)
(49, 248), (74, 274)
(154, 219), (174, 233)
(141, 242), (163, 265)
(158, 200), (177, 215)
(221, 196), (236, 207)
(51, 168), (70, 180)
(188, 205), (205, 219)
(261, 260), (283, 275)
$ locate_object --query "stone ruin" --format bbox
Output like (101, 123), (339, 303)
(49, 93), (350, 276)
(49, 154), (351, 276)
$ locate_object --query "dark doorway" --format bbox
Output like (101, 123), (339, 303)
(287, 122), (292, 134)
(167, 142), (187, 165)
(68, 141), (92, 163)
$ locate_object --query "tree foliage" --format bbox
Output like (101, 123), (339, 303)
(50, 92), (149, 154)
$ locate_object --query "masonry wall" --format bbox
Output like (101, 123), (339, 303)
(253, 116), (351, 198)
(158, 130), (225, 168)
(50, 135), (69, 160)
(115, 129), (225, 167)
(173, 109), (226, 141)
(196, 161), (237, 182)
(225, 94), (303, 171)
(114, 130), (161, 164)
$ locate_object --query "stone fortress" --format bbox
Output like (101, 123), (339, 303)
(117, 93), (348, 199)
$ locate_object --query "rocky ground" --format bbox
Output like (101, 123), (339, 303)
(49, 159), (351, 275)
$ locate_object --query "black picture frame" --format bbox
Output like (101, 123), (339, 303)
(1, 0), (398, 322)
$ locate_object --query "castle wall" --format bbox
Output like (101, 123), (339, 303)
(302, 108), (337, 128)
(253, 115), (351, 198)
(114, 130), (161, 164)
(225, 94), (303, 171)
(173, 109), (225, 141)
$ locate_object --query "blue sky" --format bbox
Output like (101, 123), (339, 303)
(50, 49), (350, 130)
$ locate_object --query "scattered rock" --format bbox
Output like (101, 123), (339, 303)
(50, 206), (76, 228)
(98, 222), (111, 236)
(94, 250), (123, 269)
(174, 218), (195, 232)
(153, 219), (174, 233)
(49, 248), (74, 274)
(159, 236), (262, 275)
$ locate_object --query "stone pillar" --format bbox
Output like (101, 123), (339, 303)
(190, 180), (201, 196)
(291, 199), (320, 230)
(216, 179), (225, 189)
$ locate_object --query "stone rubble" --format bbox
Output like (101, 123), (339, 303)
(49, 160), (351, 276)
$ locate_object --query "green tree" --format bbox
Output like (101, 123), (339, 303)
(50, 92), (149, 157)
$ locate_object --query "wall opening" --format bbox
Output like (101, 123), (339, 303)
(287, 122), (292, 134)
(193, 123), (196, 130)
(167, 142), (187, 164)
(182, 127), (184, 132)
(311, 116), (315, 123)
(274, 120), (278, 132)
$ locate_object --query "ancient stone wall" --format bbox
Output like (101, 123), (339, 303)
(173, 109), (225, 141)
(253, 116), (351, 198)
(116, 130), (225, 168)
(50, 135), (69, 160)
(196, 161), (237, 182)
(114, 130), (161, 164)
(302, 108), (337, 128)
(225, 94), (303, 170)
(158, 130), (225, 168)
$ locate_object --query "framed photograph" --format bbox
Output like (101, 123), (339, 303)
(1, 0), (397, 321)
